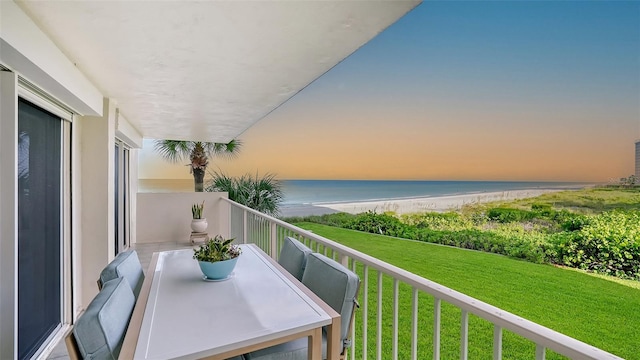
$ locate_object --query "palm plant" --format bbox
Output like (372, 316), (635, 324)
(206, 171), (283, 216)
(154, 140), (241, 192)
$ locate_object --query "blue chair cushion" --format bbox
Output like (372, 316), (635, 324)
(73, 277), (135, 360)
(246, 253), (359, 360)
(302, 253), (359, 346)
(99, 250), (144, 299)
(278, 237), (312, 281)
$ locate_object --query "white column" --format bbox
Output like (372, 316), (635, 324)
(0, 70), (18, 359)
(79, 97), (116, 306)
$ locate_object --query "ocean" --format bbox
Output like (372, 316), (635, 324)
(138, 179), (590, 205)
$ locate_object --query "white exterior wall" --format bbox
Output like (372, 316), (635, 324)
(137, 193), (231, 244)
(0, 71), (19, 359)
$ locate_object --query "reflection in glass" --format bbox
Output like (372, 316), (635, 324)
(17, 98), (61, 359)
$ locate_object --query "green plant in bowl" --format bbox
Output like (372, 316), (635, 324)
(193, 235), (241, 280)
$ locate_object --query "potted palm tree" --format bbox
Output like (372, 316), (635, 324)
(191, 201), (208, 233)
(193, 235), (241, 280)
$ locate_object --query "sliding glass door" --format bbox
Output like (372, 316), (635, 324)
(17, 98), (63, 359)
(115, 140), (131, 254)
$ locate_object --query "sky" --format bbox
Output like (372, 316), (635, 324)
(138, 1), (640, 182)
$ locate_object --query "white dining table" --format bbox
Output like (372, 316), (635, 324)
(119, 244), (341, 360)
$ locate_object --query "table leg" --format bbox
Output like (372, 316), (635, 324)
(325, 315), (341, 360)
(308, 327), (322, 360)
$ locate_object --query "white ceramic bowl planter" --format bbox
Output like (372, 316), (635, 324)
(191, 218), (208, 233)
(191, 201), (207, 232)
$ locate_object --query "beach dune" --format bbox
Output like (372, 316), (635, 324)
(280, 189), (562, 217)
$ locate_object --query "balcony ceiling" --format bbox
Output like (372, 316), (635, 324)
(16, 0), (420, 142)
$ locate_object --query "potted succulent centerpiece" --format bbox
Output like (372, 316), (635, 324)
(193, 235), (242, 280)
(191, 201), (208, 233)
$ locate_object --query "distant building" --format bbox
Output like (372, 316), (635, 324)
(636, 140), (640, 179)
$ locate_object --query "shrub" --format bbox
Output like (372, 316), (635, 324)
(400, 212), (473, 231)
(496, 228), (549, 263)
(346, 211), (413, 238)
(551, 211), (640, 279)
(410, 227), (545, 262)
(282, 213), (355, 227)
(487, 208), (533, 223)
(284, 205), (640, 280)
(531, 202), (552, 211)
(531, 203), (557, 219)
(560, 213), (592, 232)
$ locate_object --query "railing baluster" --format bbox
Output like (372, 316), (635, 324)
(252, 215), (256, 247)
(393, 279), (399, 360)
(256, 216), (260, 247)
(461, 310), (469, 360)
(493, 325), (502, 360)
(433, 298), (441, 360)
(351, 260), (357, 360)
(362, 265), (369, 360)
(260, 216), (264, 249)
(242, 210), (247, 244)
(261, 217), (266, 250)
(246, 214), (252, 245)
(411, 287), (418, 360)
(536, 345), (546, 360)
(249, 214), (253, 243)
(340, 253), (349, 267)
(270, 222), (277, 258)
(377, 271), (383, 360)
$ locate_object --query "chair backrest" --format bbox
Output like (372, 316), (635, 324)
(302, 253), (360, 348)
(278, 237), (312, 281)
(73, 277), (135, 359)
(99, 250), (144, 299)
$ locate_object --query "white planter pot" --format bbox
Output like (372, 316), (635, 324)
(191, 218), (208, 233)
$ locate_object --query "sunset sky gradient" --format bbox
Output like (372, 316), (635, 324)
(139, 1), (640, 182)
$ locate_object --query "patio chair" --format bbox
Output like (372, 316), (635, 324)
(66, 277), (135, 360)
(245, 253), (360, 360)
(277, 237), (312, 281)
(98, 249), (144, 299)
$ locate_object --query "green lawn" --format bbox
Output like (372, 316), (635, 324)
(295, 222), (640, 360)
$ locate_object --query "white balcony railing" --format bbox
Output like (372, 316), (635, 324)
(223, 198), (622, 360)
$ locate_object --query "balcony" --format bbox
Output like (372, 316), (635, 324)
(8, 0), (635, 358)
(48, 193), (624, 360)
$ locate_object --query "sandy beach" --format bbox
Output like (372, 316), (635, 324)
(279, 188), (564, 217)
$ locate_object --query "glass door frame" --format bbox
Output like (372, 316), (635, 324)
(18, 89), (72, 360)
(0, 70), (73, 359)
(115, 138), (131, 255)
